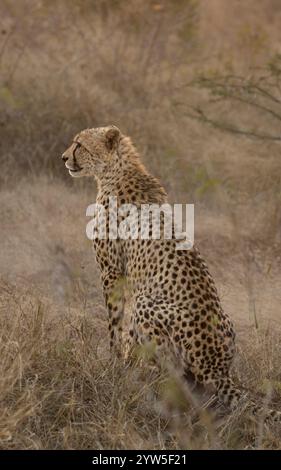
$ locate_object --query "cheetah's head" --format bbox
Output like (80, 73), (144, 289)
(62, 125), (121, 178)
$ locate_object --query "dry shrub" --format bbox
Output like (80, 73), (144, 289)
(0, 0), (197, 181)
(0, 0), (281, 449)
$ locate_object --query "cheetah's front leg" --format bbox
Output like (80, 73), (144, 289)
(102, 270), (125, 356)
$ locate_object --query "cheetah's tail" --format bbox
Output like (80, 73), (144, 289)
(215, 376), (281, 423)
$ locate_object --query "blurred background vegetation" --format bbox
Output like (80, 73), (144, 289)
(0, 0), (281, 449)
(0, 1), (279, 185)
(1, 0), (281, 247)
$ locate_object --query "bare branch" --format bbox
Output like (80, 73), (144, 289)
(182, 58), (281, 141)
(184, 105), (281, 142)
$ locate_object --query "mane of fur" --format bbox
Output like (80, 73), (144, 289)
(118, 135), (167, 203)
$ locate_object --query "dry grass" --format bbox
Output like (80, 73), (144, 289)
(0, 0), (281, 449)
(0, 178), (280, 450)
(1, 275), (281, 450)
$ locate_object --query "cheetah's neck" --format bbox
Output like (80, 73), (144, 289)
(96, 136), (167, 204)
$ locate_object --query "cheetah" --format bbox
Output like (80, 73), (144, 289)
(62, 125), (281, 421)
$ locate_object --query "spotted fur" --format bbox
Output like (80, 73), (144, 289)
(62, 125), (281, 422)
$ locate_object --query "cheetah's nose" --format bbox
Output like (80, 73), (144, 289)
(62, 153), (68, 162)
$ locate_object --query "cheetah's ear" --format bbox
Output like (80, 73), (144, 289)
(105, 126), (121, 152)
